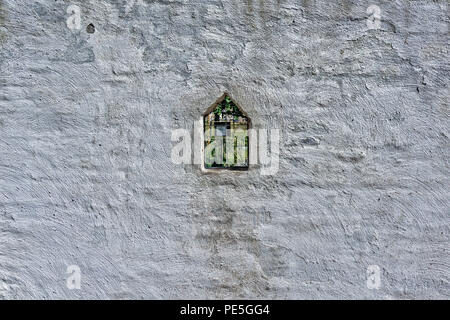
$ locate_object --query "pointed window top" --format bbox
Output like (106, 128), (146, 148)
(204, 94), (249, 170)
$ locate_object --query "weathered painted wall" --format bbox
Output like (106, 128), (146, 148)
(0, 0), (448, 299)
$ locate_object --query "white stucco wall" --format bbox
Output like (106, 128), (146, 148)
(0, 0), (448, 299)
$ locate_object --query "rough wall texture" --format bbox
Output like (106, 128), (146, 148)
(0, 0), (449, 299)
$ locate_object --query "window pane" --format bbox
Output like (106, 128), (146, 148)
(204, 94), (249, 170)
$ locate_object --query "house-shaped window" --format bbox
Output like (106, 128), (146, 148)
(204, 94), (249, 170)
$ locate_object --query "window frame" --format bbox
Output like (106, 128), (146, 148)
(201, 93), (251, 173)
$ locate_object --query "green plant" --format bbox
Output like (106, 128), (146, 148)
(203, 95), (249, 169)
(212, 95), (244, 119)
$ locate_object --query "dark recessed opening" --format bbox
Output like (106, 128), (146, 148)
(86, 23), (95, 34)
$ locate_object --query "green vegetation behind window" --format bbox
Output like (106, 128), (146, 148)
(204, 95), (249, 169)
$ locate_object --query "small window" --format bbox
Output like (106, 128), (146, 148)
(204, 94), (249, 170)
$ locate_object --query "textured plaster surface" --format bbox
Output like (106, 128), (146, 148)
(0, 0), (449, 299)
